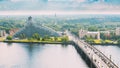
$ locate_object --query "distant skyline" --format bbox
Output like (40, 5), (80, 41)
(0, 0), (120, 15)
(0, 10), (120, 15)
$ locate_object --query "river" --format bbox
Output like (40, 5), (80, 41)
(0, 42), (89, 68)
(94, 45), (120, 67)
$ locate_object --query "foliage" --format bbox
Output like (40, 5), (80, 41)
(0, 37), (6, 41)
(32, 33), (40, 40)
(61, 36), (69, 42)
(1, 16), (120, 41)
(22, 33), (69, 42)
(86, 39), (94, 43)
(105, 40), (113, 43)
(94, 40), (101, 44)
(117, 39), (120, 45)
(0, 18), (24, 33)
(6, 36), (12, 40)
(88, 26), (98, 31)
(54, 37), (58, 41)
(20, 33), (26, 39)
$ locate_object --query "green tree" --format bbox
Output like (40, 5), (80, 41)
(88, 26), (98, 31)
(117, 39), (120, 45)
(86, 38), (94, 44)
(61, 36), (69, 42)
(43, 35), (50, 41)
(54, 37), (58, 41)
(6, 36), (12, 40)
(100, 33), (106, 40)
(83, 35), (88, 39)
(32, 33), (40, 40)
(19, 33), (26, 39)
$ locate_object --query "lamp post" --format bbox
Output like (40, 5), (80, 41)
(110, 55), (111, 61)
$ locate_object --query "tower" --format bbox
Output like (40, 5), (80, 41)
(27, 16), (33, 25)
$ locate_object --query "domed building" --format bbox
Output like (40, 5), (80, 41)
(13, 16), (60, 38)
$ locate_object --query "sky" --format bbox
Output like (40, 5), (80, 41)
(0, 0), (120, 15)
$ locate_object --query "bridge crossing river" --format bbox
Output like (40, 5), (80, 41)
(65, 30), (119, 68)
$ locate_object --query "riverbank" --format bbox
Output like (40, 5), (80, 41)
(86, 41), (120, 46)
(85, 39), (120, 46)
(0, 37), (5, 42)
(2, 39), (120, 45)
(3, 40), (73, 44)
(89, 43), (120, 46)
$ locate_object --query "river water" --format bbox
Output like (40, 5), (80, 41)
(94, 45), (120, 67)
(0, 42), (89, 68)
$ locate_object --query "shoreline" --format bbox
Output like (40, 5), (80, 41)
(2, 40), (73, 44)
(1, 40), (120, 46)
(89, 43), (120, 46)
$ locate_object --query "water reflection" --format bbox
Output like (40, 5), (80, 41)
(94, 45), (120, 67)
(0, 42), (89, 68)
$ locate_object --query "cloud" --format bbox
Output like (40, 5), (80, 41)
(76, 0), (86, 2)
(10, 0), (48, 2)
(48, 0), (72, 1)
(10, 0), (39, 2)
(48, 0), (86, 2)
(0, 0), (120, 12)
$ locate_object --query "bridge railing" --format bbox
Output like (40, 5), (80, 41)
(66, 30), (119, 68)
(83, 41), (118, 68)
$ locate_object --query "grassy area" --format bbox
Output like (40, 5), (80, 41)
(4, 35), (70, 44)
(0, 37), (6, 41)
(4, 36), (71, 44)
(86, 39), (117, 45)
(94, 39), (102, 44)
(94, 39), (114, 44)
(104, 40), (113, 43)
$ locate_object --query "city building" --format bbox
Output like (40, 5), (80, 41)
(79, 29), (100, 39)
(100, 31), (110, 37)
(115, 27), (120, 36)
(79, 29), (88, 39)
(0, 30), (6, 37)
(9, 28), (19, 36)
(79, 29), (113, 40)
(13, 16), (60, 38)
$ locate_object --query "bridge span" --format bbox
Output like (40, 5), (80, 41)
(65, 30), (118, 68)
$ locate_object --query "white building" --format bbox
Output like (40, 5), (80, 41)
(115, 27), (120, 36)
(79, 29), (88, 39)
(0, 30), (6, 37)
(79, 29), (100, 39)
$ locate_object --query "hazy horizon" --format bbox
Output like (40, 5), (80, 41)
(0, 0), (120, 15)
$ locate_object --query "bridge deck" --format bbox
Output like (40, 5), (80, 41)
(66, 31), (118, 68)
